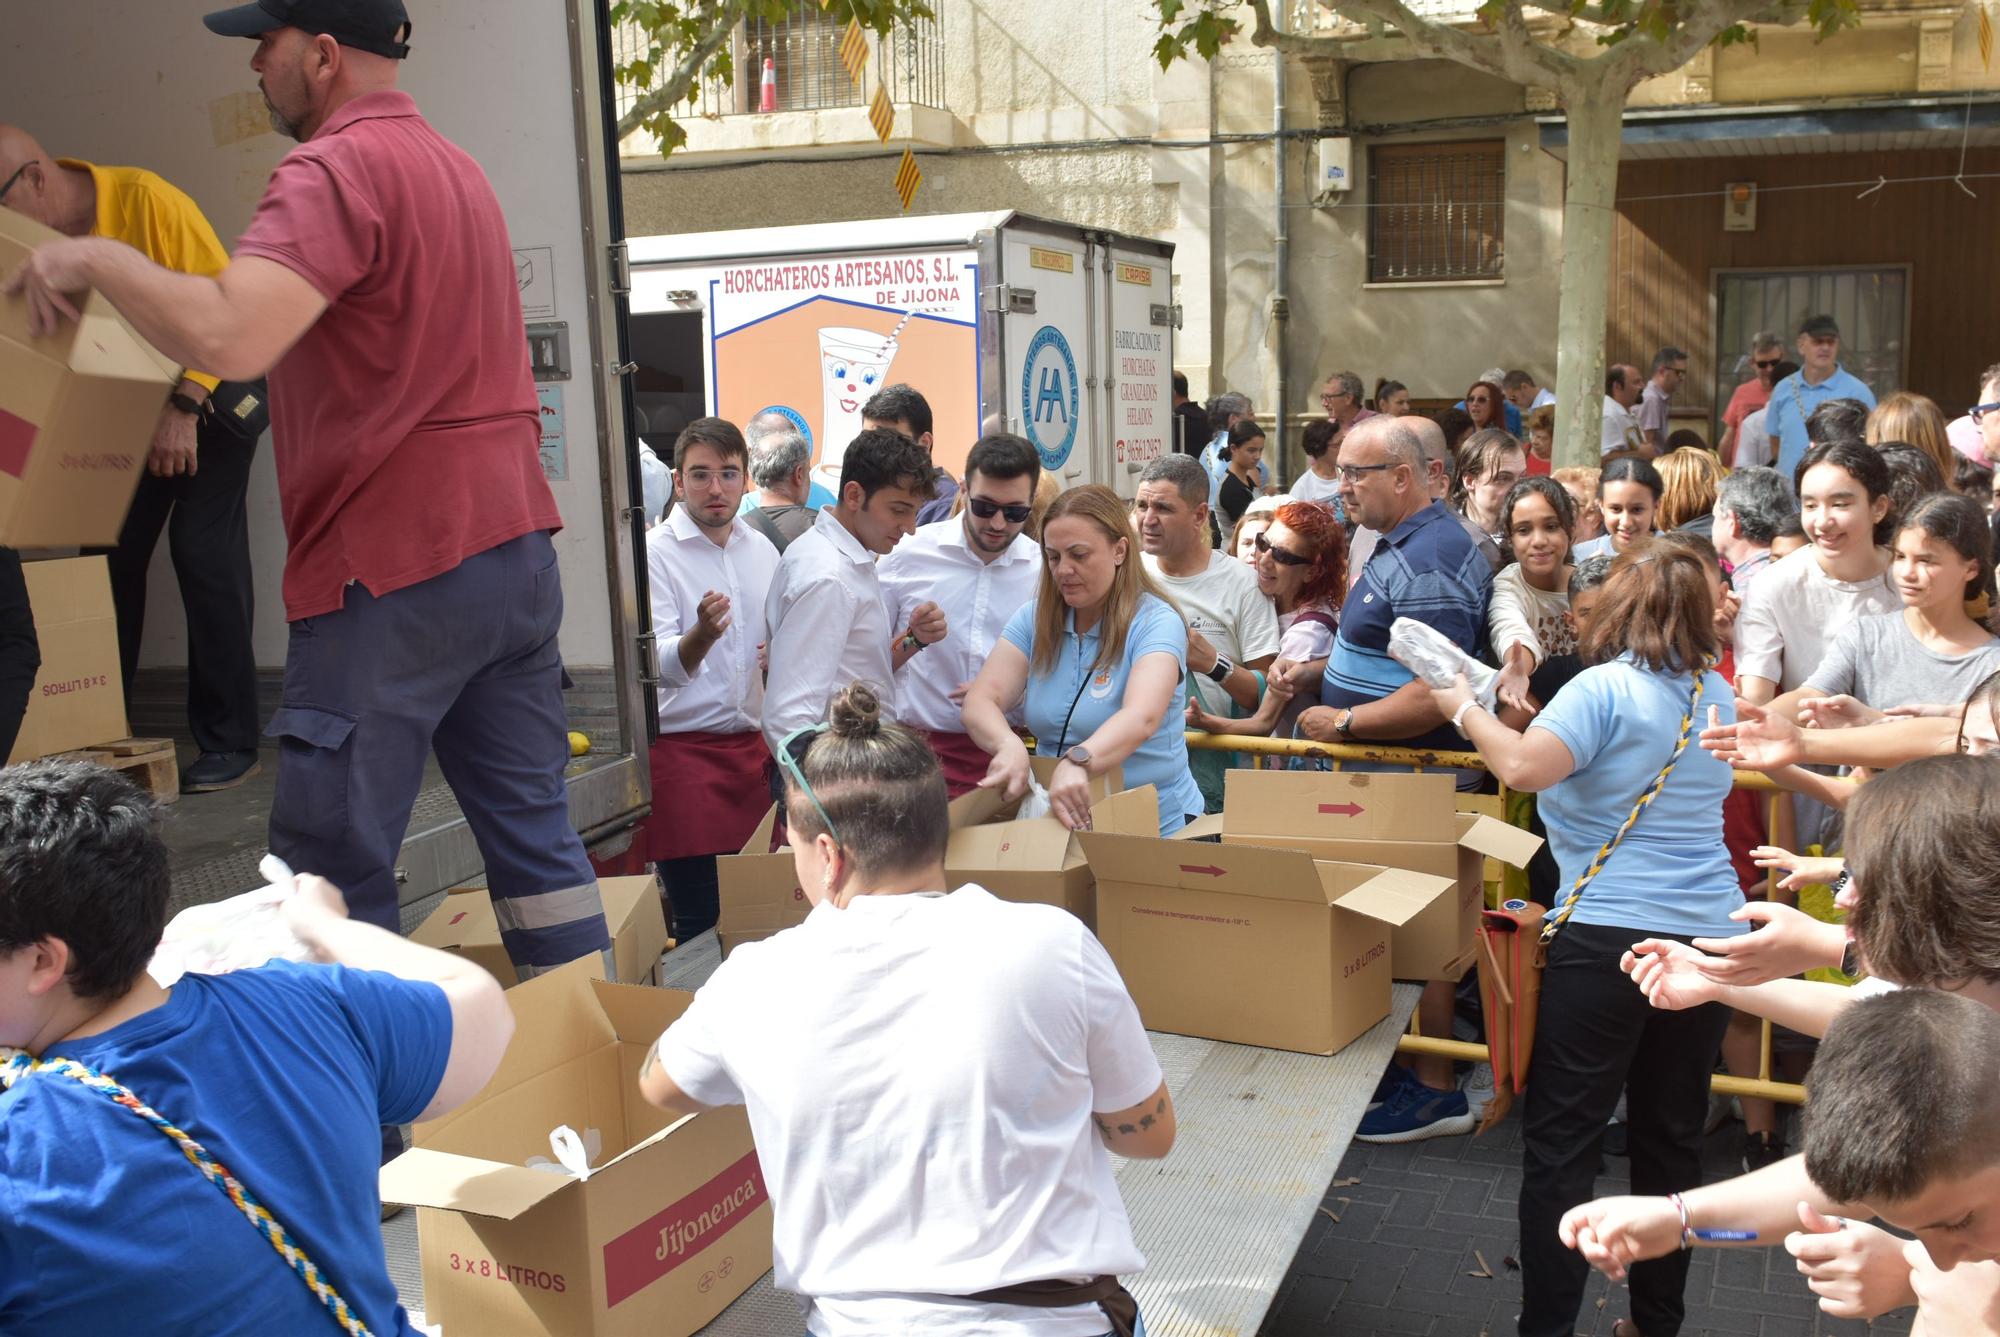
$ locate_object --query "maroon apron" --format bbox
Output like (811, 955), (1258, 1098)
(638, 730), (773, 862)
(923, 729), (995, 800)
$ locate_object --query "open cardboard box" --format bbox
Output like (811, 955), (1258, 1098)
(411, 875), (671, 988)
(0, 208), (178, 547)
(943, 757), (1151, 928)
(716, 758), (1152, 951)
(1079, 796), (1457, 1054)
(380, 959), (771, 1336)
(9, 557), (126, 763)
(1220, 770), (1542, 982)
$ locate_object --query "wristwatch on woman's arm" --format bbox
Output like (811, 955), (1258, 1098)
(1062, 745), (1093, 774)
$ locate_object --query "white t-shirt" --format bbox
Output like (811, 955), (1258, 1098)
(1734, 546), (1899, 693)
(1734, 407), (1773, 470)
(1141, 550), (1282, 720)
(655, 886), (1161, 1337)
(1601, 396), (1641, 456)
(1288, 468), (1343, 505)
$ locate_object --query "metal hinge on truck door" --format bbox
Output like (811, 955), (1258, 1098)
(634, 628), (659, 689)
(1149, 303), (1183, 329)
(985, 284), (1037, 315)
(608, 240), (631, 296)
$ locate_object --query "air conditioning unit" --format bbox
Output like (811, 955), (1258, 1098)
(1315, 137), (1354, 206)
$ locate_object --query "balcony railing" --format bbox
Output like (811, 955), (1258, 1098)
(614, 7), (945, 126)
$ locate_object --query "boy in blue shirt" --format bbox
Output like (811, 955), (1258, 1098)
(0, 760), (516, 1336)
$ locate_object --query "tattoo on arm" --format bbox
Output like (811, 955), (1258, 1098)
(1138, 1113), (1156, 1130)
(1093, 1115), (1113, 1139)
(1116, 1122), (1137, 1135)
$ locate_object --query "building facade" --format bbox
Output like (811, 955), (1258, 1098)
(619, 0), (2000, 474)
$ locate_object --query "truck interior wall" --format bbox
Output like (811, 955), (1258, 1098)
(9, 6), (620, 675)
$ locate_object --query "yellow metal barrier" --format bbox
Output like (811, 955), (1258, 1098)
(1182, 730), (1810, 1107)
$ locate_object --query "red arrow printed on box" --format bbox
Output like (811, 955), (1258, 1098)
(1178, 864), (1226, 877)
(1317, 802), (1366, 818)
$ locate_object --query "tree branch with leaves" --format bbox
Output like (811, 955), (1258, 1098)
(1149, 0), (1860, 466)
(612, 0), (936, 153)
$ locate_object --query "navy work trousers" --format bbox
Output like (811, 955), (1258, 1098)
(266, 531), (610, 976)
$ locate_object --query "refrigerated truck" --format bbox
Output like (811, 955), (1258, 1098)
(11, 1), (655, 908)
(626, 213), (1181, 499)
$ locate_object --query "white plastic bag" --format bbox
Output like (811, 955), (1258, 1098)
(525, 1125), (604, 1181)
(1016, 773), (1053, 821)
(1387, 617), (1500, 710)
(147, 855), (319, 986)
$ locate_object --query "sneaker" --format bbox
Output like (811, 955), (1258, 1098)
(181, 749), (261, 793)
(1369, 1060), (1420, 1110)
(1742, 1129), (1785, 1173)
(1461, 1062), (1497, 1120)
(1356, 1079), (1475, 1144)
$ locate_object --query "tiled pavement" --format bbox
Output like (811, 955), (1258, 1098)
(1257, 1106), (1918, 1337)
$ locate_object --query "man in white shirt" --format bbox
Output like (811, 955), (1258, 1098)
(764, 428), (941, 757)
(1505, 369), (1556, 413)
(640, 417), (783, 939)
(878, 433), (1043, 797)
(1134, 453), (1281, 812)
(1601, 363), (1645, 457)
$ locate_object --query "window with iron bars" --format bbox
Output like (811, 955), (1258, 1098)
(1367, 140), (1506, 284)
(615, 6), (944, 123)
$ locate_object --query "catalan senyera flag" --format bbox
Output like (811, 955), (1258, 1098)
(894, 148), (922, 211)
(868, 86), (894, 141)
(839, 19), (868, 86)
(1980, 2), (1994, 70)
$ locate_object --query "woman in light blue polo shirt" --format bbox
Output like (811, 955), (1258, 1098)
(1424, 540), (1744, 1337)
(963, 484), (1204, 835)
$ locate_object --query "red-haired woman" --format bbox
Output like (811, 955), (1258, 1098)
(1188, 500), (1346, 741)
(1464, 379), (1509, 433)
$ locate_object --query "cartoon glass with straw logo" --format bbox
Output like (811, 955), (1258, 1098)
(817, 313), (913, 459)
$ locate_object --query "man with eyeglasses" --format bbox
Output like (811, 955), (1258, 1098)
(639, 418), (783, 940)
(1318, 369), (1376, 454)
(877, 433), (1043, 797)
(1719, 332), (1784, 467)
(1968, 364), (2000, 467)
(1766, 314), (1877, 486)
(0, 125), (262, 791)
(1133, 453), (1281, 812)
(1300, 415), (1496, 1145)
(1636, 346), (1689, 457)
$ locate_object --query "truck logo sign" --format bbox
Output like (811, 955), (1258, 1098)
(1021, 325), (1079, 469)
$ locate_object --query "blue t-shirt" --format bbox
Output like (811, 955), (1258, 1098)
(1532, 658), (1748, 939)
(1001, 593), (1204, 833)
(0, 963), (452, 1336)
(742, 481), (837, 515)
(1321, 501), (1494, 752)
(1765, 367), (1877, 485)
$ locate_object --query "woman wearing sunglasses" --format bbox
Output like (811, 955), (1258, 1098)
(1188, 501), (1344, 743)
(963, 485), (1206, 834)
(639, 683), (1175, 1337)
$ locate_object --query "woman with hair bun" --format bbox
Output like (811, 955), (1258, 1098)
(640, 682), (1174, 1337)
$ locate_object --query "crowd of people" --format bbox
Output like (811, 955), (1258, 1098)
(1, 3), (1998, 1333)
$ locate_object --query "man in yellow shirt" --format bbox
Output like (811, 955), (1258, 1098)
(0, 126), (262, 792)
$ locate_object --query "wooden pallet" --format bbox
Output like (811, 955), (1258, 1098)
(53, 737), (180, 804)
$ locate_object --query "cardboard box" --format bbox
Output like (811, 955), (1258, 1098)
(8, 557), (127, 764)
(1079, 825), (1456, 1054)
(412, 876), (671, 987)
(716, 759), (1150, 949)
(943, 758), (1148, 928)
(1220, 770), (1542, 982)
(713, 808), (807, 957)
(0, 208), (177, 547)
(380, 959), (771, 1336)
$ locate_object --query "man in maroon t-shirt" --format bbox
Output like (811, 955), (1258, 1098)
(5, 0), (612, 984)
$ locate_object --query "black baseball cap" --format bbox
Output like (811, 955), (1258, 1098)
(1798, 314), (1841, 339)
(203, 0), (412, 60)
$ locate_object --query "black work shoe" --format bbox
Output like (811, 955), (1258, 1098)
(1742, 1129), (1786, 1173)
(181, 749), (262, 793)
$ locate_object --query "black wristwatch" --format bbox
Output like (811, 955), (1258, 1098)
(168, 392), (206, 418)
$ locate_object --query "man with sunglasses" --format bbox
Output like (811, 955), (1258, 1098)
(0, 126), (261, 790)
(1767, 314), (1877, 486)
(1134, 453), (1280, 812)
(877, 434), (1043, 797)
(1720, 332), (1785, 467)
